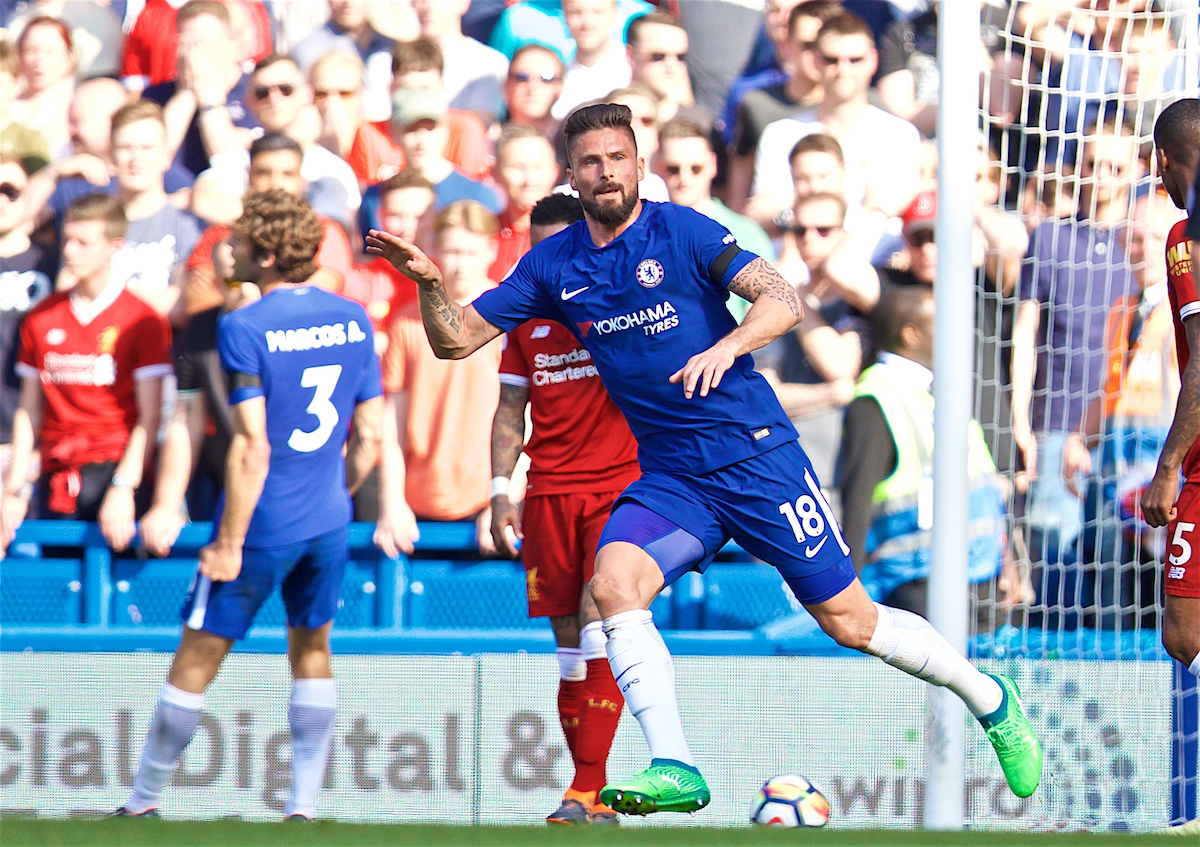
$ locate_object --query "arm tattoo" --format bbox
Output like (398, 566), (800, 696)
(491, 383), (530, 478)
(728, 257), (801, 321)
(423, 282), (463, 334)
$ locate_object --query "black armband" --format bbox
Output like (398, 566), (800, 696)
(230, 371), (262, 390)
(709, 244), (745, 287)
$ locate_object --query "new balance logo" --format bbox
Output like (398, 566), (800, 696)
(804, 536), (828, 558)
(561, 286), (589, 300)
(530, 325), (551, 339)
(1169, 565), (1186, 580)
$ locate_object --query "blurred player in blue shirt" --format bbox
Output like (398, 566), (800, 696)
(368, 103), (1042, 814)
(120, 191), (384, 821)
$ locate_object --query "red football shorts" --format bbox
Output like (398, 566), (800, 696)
(521, 489), (622, 617)
(1165, 481), (1200, 598)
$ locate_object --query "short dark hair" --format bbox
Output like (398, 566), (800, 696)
(788, 1), (844, 40)
(530, 193), (585, 228)
(175, 0), (229, 30)
(250, 132), (304, 162)
(392, 37), (443, 75)
(496, 122), (554, 162)
(816, 9), (875, 47)
(627, 11), (685, 47)
(233, 190), (322, 282)
(1155, 98), (1200, 172)
(563, 103), (636, 166)
(253, 52), (299, 74)
(794, 190), (846, 220)
(64, 193), (127, 240)
(378, 168), (435, 200)
(509, 43), (564, 78)
(874, 284), (933, 353)
(789, 133), (844, 168)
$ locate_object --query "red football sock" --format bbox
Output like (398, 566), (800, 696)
(557, 677), (585, 760)
(570, 658), (624, 796)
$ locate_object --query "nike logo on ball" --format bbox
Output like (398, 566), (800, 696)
(805, 536), (828, 557)
(561, 286), (589, 300)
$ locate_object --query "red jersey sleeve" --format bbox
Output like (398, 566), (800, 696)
(186, 224), (228, 273)
(318, 218), (354, 279)
(499, 327), (530, 383)
(126, 310), (173, 379)
(1169, 219), (1199, 320)
(17, 308), (39, 373)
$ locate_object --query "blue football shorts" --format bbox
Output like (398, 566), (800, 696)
(597, 440), (857, 605)
(180, 524), (349, 640)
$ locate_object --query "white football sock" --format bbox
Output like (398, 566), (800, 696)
(865, 603), (1003, 718)
(603, 609), (694, 766)
(285, 678), (338, 820)
(557, 647), (586, 681)
(125, 683), (204, 813)
(1189, 652), (1200, 680)
(580, 621), (607, 661)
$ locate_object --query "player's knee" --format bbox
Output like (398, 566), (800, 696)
(817, 611), (874, 651)
(1162, 623), (1200, 667)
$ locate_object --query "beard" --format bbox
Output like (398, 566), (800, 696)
(580, 182), (638, 226)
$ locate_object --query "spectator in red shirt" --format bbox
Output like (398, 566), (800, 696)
(0, 194), (172, 552)
(310, 50), (366, 161)
(489, 125), (560, 282)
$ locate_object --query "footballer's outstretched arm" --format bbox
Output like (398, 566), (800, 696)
(671, 256), (802, 399)
(365, 229), (503, 359)
(200, 396), (270, 581)
(1145, 315), (1200, 527)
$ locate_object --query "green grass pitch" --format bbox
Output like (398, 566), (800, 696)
(0, 818), (1190, 847)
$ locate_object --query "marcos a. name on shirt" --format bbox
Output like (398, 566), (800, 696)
(264, 321), (370, 353)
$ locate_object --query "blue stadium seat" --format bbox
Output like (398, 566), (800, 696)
(406, 561), (546, 629)
(701, 564), (799, 629)
(0, 559), (84, 624)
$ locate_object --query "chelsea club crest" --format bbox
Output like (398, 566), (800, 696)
(636, 258), (665, 288)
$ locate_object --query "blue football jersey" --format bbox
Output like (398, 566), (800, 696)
(473, 201), (798, 475)
(217, 287), (383, 546)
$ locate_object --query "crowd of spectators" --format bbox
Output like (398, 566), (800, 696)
(0, 0), (1191, 635)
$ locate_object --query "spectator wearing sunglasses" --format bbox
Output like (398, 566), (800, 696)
(755, 190), (876, 498)
(192, 53), (361, 231)
(504, 44), (566, 139)
(656, 118), (772, 322)
(309, 49), (366, 160)
(626, 12), (705, 129)
(552, 0), (634, 121)
(750, 11), (921, 239)
(143, 1), (262, 182)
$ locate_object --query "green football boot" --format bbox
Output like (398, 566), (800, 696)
(599, 759), (711, 815)
(979, 673), (1043, 798)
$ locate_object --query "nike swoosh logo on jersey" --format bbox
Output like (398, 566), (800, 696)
(561, 286), (590, 300)
(804, 536), (828, 558)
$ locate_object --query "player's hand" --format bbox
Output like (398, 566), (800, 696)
(1012, 424), (1037, 482)
(199, 539), (243, 581)
(139, 504), (187, 558)
(1061, 432), (1091, 499)
(670, 341), (737, 399)
(1142, 466), (1181, 528)
(490, 496), (523, 558)
(0, 492), (29, 555)
(374, 502), (420, 557)
(99, 486), (137, 552)
(365, 230), (443, 288)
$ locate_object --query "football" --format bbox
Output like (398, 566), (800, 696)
(750, 774), (831, 827)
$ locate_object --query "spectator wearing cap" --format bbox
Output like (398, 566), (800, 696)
(346, 38), (492, 187)
(655, 118), (772, 322)
(143, 1), (262, 182)
(357, 87), (503, 240)
(877, 189), (938, 298)
(552, 0), (636, 121)
(191, 53), (361, 230)
(412, 0), (509, 125)
(490, 126), (560, 282)
(749, 11), (921, 237)
(292, 0), (397, 124)
(504, 44), (566, 139)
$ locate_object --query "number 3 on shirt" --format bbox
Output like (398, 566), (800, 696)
(288, 365), (342, 453)
(1169, 521), (1197, 566)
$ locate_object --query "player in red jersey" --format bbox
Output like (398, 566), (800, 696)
(1145, 100), (1200, 693)
(0, 193), (172, 553)
(490, 193), (639, 826)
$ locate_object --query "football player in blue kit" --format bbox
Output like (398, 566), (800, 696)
(367, 104), (1042, 815)
(119, 191), (384, 821)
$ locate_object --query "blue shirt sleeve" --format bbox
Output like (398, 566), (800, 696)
(1188, 166), (1200, 241)
(218, 311), (265, 404)
(673, 205), (757, 290)
(473, 240), (559, 331)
